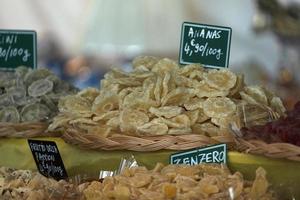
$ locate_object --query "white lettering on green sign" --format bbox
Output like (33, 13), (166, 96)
(179, 22), (232, 68)
(170, 144), (227, 165)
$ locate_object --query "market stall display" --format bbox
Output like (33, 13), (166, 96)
(0, 66), (78, 138)
(48, 56), (285, 152)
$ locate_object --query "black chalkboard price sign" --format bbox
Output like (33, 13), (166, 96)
(28, 139), (68, 180)
(179, 22), (232, 69)
(0, 30), (37, 71)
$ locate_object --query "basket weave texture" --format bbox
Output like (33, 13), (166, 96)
(61, 127), (300, 161)
(62, 128), (235, 152)
(0, 122), (56, 138)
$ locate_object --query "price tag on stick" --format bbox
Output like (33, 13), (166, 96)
(28, 139), (68, 180)
(0, 30), (37, 71)
(179, 22), (232, 68)
(170, 144), (227, 165)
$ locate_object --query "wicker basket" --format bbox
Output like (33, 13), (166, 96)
(0, 122), (59, 138)
(233, 137), (300, 161)
(62, 128), (235, 152)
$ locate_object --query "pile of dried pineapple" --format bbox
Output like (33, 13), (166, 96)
(49, 56), (285, 137)
(0, 67), (78, 123)
(82, 163), (276, 200)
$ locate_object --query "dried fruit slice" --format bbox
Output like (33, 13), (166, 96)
(270, 97), (286, 116)
(203, 69), (236, 91)
(59, 95), (91, 113)
(132, 56), (159, 70)
(184, 97), (204, 111)
(20, 103), (51, 122)
(159, 114), (191, 128)
(0, 106), (20, 122)
(203, 97), (236, 118)
(149, 106), (183, 118)
(120, 109), (149, 133)
(161, 88), (193, 106)
(185, 109), (199, 126)
(196, 81), (229, 98)
(92, 94), (119, 114)
(28, 79), (53, 97)
(229, 74), (245, 97)
(244, 86), (268, 105)
(152, 58), (178, 75)
(137, 120), (168, 135)
(77, 87), (100, 103)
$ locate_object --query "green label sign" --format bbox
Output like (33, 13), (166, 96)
(170, 144), (227, 165)
(0, 30), (37, 71)
(179, 22), (232, 68)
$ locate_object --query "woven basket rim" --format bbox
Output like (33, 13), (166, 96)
(0, 122), (58, 138)
(62, 128), (235, 152)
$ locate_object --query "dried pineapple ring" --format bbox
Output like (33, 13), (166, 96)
(58, 95), (91, 113)
(149, 106), (183, 118)
(203, 97), (236, 118)
(239, 91), (259, 105)
(137, 120), (168, 135)
(270, 97), (286, 116)
(229, 74), (245, 97)
(185, 109), (199, 126)
(244, 86), (268, 105)
(161, 88), (193, 106)
(196, 81), (229, 98)
(158, 114), (190, 128)
(132, 56), (159, 70)
(120, 109), (149, 133)
(178, 64), (204, 76)
(152, 58), (178, 75)
(92, 94), (119, 113)
(154, 76), (163, 103)
(77, 87), (100, 103)
(203, 69), (236, 91)
(184, 97), (204, 111)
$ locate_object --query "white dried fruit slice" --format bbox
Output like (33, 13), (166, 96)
(240, 91), (259, 105)
(77, 87), (100, 103)
(185, 109), (199, 126)
(197, 109), (210, 123)
(132, 56), (159, 70)
(152, 58), (178, 75)
(158, 114), (190, 128)
(229, 74), (245, 97)
(92, 94), (119, 114)
(184, 97), (204, 111)
(161, 88), (193, 106)
(270, 97), (286, 116)
(168, 127), (192, 135)
(120, 109), (149, 133)
(154, 76), (163, 103)
(178, 64), (204, 76)
(203, 69), (237, 91)
(93, 111), (120, 122)
(0, 106), (19, 123)
(194, 122), (220, 136)
(28, 79), (53, 97)
(20, 103), (51, 122)
(59, 95), (91, 113)
(244, 86), (268, 105)
(196, 81), (229, 98)
(137, 120), (168, 136)
(149, 106), (183, 118)
(203, 97), (236, 118)
(162, 72), (171, 98)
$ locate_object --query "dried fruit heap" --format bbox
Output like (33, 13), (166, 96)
(0, 67), (77, 123)
(0, 167), (80, 199)
(241, 101), (300, 146)
(82, 164), (276, 200)
(49, 56), (285, 137)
